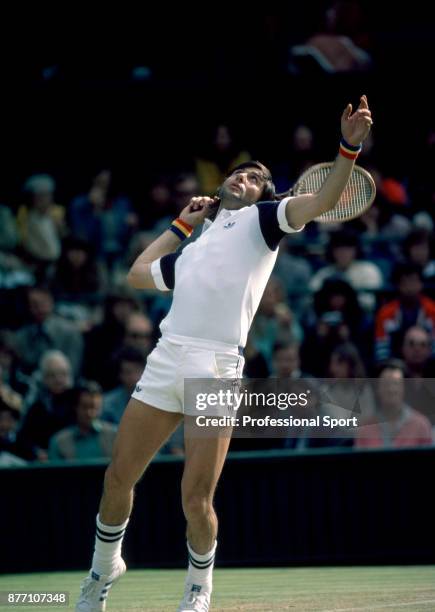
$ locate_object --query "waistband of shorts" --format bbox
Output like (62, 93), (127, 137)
(161, 333), (244, 356)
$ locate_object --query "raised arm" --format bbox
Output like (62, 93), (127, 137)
(126, 197), (215, 289)
(285, 95), (373, 229)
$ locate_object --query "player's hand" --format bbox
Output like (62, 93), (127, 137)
(341, 95), (373, 146)
(179, 197), (219, 227)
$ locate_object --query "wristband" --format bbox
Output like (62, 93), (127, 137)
(169, 218), (194, 241)
(339, 137), (362, 160)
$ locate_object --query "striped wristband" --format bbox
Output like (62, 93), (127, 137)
(169, 218), (194, 241)
(339, 138), (362, 160)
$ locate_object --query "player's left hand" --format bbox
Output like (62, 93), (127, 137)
(341, 94), (373, 146)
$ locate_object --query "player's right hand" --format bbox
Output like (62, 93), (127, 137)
(179, 196), (219, 227)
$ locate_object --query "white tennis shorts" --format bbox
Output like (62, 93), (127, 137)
(131, 333), (245, 414)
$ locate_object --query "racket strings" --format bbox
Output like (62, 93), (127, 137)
(294, 166), (375, 222)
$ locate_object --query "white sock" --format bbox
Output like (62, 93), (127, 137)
(91, 514), (129, 577)
(186, 540), (217, 592)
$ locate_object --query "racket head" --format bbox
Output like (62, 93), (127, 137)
(292, 162), (376, 223)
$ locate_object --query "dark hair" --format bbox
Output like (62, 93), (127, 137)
(375, 358), (409, 378)
(227, 161), (276, 201)
(391, 262), (423, 286)
(330, 342), (366, 378)
(327, 230), (360, 261)
(70, 380), (102, 408)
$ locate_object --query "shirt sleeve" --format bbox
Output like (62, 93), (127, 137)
(256, 199), (305, 251)
(150, 252), (181, 291)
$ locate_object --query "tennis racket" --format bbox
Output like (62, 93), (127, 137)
(291, 162), (376, 223)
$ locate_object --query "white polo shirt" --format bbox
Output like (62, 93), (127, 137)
(151, 198), (303, 350)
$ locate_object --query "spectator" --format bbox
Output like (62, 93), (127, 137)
(69, 168), (138, 269)
(0, 392), (26, 466)
(49, 381), (117, 461)
(123, 313), (154, 357)
(273, 238), (313, 316)
(13, 286), (84, 376)
(151, 173), (200, 235)
(0, 203), (34, 290)
(16, 350), (74, 461)
(310, 230), (383, 309)
(195, 124), (251, 196)
(16, 174), (65, 277)
(102, 348), (146, 425)
(356, 360), (433, 448)
(401, 326), (435, 430)
(272, 342), (304, 379)
(323, 342), (375, 420)
(250, 276), (303, 367)
(83, 289), (141, 388)
(140, 176), (175, 230)
(402, 228), (435, 285)
(0, 330), (32, 396)
(272, 124), (319, 193)
(301, 279), (370, 376)
(375, 263), (435, 362)
(50, 236), (107, 303)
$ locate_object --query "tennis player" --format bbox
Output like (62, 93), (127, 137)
(76, 96), (372, 611)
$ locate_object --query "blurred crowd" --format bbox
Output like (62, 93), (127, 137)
(1, 119), (435, 466)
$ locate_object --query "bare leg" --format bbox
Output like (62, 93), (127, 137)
(100, 398), (182, 525)
(181, 423), (232, 553)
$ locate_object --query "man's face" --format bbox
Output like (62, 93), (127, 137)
(402, 329), (431, 367)
(220, 168), (266, 208)
(76, 392), (102, 429)
(43, 357), (73, 394)
(398, 273), (423, 299)
(377, 369), (404, 411)
(119, 361), (144, 392)
(273, 347), (300, 377)
(29, 290), (53, 323)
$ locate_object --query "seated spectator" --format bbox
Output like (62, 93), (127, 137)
(0, 203), (35, 289)
(323, 342), (375, 420)
(310, 230), (383, 309)
(48, 381), (116, 461)
(69, 168), (138, 269)
(139, 175), (175, 230)
(83, 288), (141, 388)
(0, 330), (32, 396)
(195, 124), (251, 196)
(401, 326), (435, 430)
(375, 263), (435, 362)
(13, 286), (84, 376)
(274, 238), (313, 316)
(16, 350), (74, 460)
(50, 236), (107, 304)
(102, 348), (146, 425)
(250, 276), (303, 367)
(151, 173), (200, 235)
(402, 228), (435, 285)
(271, 342), (305, 379)
(0, 377), (26, 464)
(271, 124), (319, 193)
(356, 360), (433, 448)
(123, 313), (154, 358)
(16, 174), (65, 277)
(301, 279), (371, 376)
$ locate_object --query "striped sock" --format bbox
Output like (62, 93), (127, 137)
(186, 540), (217, 592)
(91, 514), (129, 577)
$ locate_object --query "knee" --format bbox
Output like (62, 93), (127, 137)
(104, 463), (133, 494)
(182, 489), (213, 521)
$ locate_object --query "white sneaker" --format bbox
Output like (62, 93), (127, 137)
(177, 583), (211, 611)
(75, 559), (126, 612)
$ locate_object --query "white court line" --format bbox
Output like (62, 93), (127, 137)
(320, 599), (435, 612)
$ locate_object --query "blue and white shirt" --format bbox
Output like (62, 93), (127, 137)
(151, 198), (303, 349)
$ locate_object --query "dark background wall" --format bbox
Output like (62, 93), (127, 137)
(2, 448), (434, 573)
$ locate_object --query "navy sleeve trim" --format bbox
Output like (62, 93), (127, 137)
(255, 201), (285, 251)
(160, 251), (182, 290)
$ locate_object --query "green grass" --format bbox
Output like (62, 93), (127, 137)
(0, 566), (434, 611)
